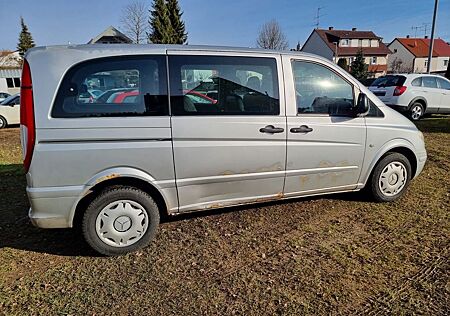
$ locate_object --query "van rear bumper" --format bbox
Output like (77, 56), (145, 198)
(27, 185), (85, 228)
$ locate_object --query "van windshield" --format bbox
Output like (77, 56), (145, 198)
(371, 75), (406, 87)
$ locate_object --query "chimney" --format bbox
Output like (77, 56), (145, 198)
(425, 35), (428, 39)
(406, 35), (410, 38)
(329, 26), (333, 30)
(352, 27), (357, 31)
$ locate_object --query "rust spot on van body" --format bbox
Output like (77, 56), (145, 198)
(96, 173), (120, 184)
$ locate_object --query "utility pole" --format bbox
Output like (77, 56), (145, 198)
(427, 0), (439, 73)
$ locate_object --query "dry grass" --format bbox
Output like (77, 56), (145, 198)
(0, 117), (449, 315)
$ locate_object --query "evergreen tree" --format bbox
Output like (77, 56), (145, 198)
(147, 0), (187, 44)
(350, 49), (369, 81)
(17, 17), (35, 56)
(337, 58), (349, 71)
(147, 0), (173, 44)
(166, 0), (187, 44)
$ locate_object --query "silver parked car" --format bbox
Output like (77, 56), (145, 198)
(369, 74), (450, 120)
(21, 45), (427, 256)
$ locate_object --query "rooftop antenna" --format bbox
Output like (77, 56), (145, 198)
(411, 26), (421, 38)
(313, 7), (325, 29)
(422, 23), (431, 37)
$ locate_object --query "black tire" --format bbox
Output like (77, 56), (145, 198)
(368, 152), (412, 202)
(82, 186), (160, 256)
(0, 116), (7, 129)
(409, 102), (424, 121)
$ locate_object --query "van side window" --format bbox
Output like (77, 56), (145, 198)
(169, 55), (280, 115)
(292, 61), (355, 116)
(52, 56), (168, 118)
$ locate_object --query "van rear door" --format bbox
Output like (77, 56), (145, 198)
(168, 51), (287, 212)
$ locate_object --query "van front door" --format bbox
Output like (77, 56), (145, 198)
(282, 56), (366, 197)
(168, 52), (287, 212)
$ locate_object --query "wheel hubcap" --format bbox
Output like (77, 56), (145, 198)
(411, 106), (422, 120)
(95, 200), (148, 247)
(379, 161), (407, 197)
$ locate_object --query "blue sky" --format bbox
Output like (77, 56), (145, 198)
(1, 0), (449, 51)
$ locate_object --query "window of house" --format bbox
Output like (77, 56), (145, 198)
(292, 61), (355, 116)
(341, 39), (349, 46)
(444, 59), (449, 67)
(52, 56), (168, 118)
(6, 78), (14, 88)
(169, 55), (280, 116)
(371, 57), (377, 65)
(424, 60), (428, 67)
(5, 77), (20, 88)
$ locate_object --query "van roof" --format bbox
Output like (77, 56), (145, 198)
(26, 43), (316, 58)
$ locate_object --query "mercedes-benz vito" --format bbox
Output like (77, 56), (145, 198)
(21, 45), (427, 255)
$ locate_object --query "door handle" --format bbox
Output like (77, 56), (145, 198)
(259, 125), (284, 134)
(290, 125), (313, 133)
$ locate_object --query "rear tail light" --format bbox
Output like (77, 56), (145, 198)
(393, 86), (407, 96)
(20, 59), (35, 173)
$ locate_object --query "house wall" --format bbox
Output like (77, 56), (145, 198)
(387, 40), (415, 72)
(414, 56), (449, 73)
(301, 31), (334, 60)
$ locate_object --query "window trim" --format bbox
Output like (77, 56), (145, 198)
(290, 59), (357, 117)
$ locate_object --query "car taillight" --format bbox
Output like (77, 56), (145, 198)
(393, 86), (407, 96)
(20, 59), (35, 173)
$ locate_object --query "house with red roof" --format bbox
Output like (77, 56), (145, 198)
(301, 27), (391, 77)
(388, 37), (450, 73)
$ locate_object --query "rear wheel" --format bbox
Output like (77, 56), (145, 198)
(0, 116), (7, 129)
(409, 102), (424, 121)
(368, 152), (412, 202)
(82, 186), (160, 256)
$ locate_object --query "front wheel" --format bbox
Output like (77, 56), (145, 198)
(368, 153), (412, 202)
(409, 102), (424, 121)
(82, 186), (160, 256)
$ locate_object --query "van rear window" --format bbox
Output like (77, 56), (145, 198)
(52, 56), (168, 118)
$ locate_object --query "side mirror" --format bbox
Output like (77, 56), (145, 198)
(356, 93), (370, 116)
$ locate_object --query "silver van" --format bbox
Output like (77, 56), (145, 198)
(21, 45), (427, 255)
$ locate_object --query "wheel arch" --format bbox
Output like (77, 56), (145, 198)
(408, 97), (427, 111)
(361, 141), (418, 187)
(71, 168), (172, 229)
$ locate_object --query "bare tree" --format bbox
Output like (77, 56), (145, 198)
(120, 1), (149, 44)
(256, 20), (289, 50)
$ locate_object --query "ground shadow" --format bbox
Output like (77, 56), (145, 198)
(415, 115), (450, 133)
(1, 164), (371, 256)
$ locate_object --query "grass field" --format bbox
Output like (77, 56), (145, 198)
(0, 118), (449, 315)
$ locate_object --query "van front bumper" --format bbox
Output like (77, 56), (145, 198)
(27, 185), (86, 229)
(414, 151), (427, 179)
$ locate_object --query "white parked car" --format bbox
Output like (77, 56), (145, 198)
(369, 74), (450, 120)
(0, 92), (11, 102)
(0, 93), (20, 129)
